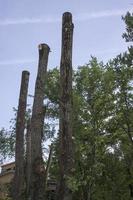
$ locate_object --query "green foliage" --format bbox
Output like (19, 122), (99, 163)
(0, 128), (15, 163)
(122, 12), (133, 42)
(47, 57), (133, 199)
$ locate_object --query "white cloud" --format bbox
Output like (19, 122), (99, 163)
(75, 8), (132, 21)
(0, 16), (60, 26)
(0, 8), (132, 26)
(0, 59), (36, 65)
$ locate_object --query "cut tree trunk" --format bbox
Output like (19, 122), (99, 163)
(44, 144), (53, 194)
(29, 44), (50, 200)
(13, 71), (30, 200)
(25, 118), (31, 197)
(57, 12), (74, 200)
(26, 106), (46, 198)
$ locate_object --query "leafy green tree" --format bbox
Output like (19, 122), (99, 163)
(123, 12), (133, 42)
(0, 128), (15, 163)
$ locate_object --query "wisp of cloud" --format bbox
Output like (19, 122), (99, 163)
(0, 8), (132, 26)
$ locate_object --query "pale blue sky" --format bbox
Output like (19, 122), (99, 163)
(0, 0), (132, 128)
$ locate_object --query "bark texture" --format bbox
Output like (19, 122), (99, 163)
(44, 144), (53, 194)
(57, 12), (74, 200)
(26, 106), (46, 198)
(29, 44), (50, 200)
(14, 71), (30, 200)
(25, 118), (31, 197)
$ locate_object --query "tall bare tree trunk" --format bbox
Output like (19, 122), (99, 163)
(26, 107), (46, 199)
(13, 71), (30, 200)
(29, 44), (50, 200)
(57, 12), (74, 200)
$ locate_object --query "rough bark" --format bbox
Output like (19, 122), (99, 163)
(13, 71), (30, 200)
(26, 106), (46, 198)
(44, 144), (53, 194)
(25, 118), (31, 197)
(57, 12), (74, 200)
(29, 44), (50, 200)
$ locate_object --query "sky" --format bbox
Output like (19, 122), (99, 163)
(0, 0), (132, 129)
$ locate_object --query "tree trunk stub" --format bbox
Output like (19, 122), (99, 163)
(29, 43), (50, 200)
(57, 12), (74, 200)
(14, 71), (30, 200)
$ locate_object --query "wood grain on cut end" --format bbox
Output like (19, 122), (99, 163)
(22, 71), (30, 76)
(63, 12), (72, 23)
(38, 43), (50, 52)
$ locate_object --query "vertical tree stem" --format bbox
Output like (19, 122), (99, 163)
(57, 12), (74, 200)
(29, 44), (50, 200)
(14, 71), (30, 200)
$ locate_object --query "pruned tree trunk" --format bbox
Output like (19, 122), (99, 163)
(26, 106), (46, 199)
(44, 144), (53, 194)
(29, 44), (50, 200)
(13, 71), (30, 200)
(57, 12), (74, 200)
(25, 118), (31, 197)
